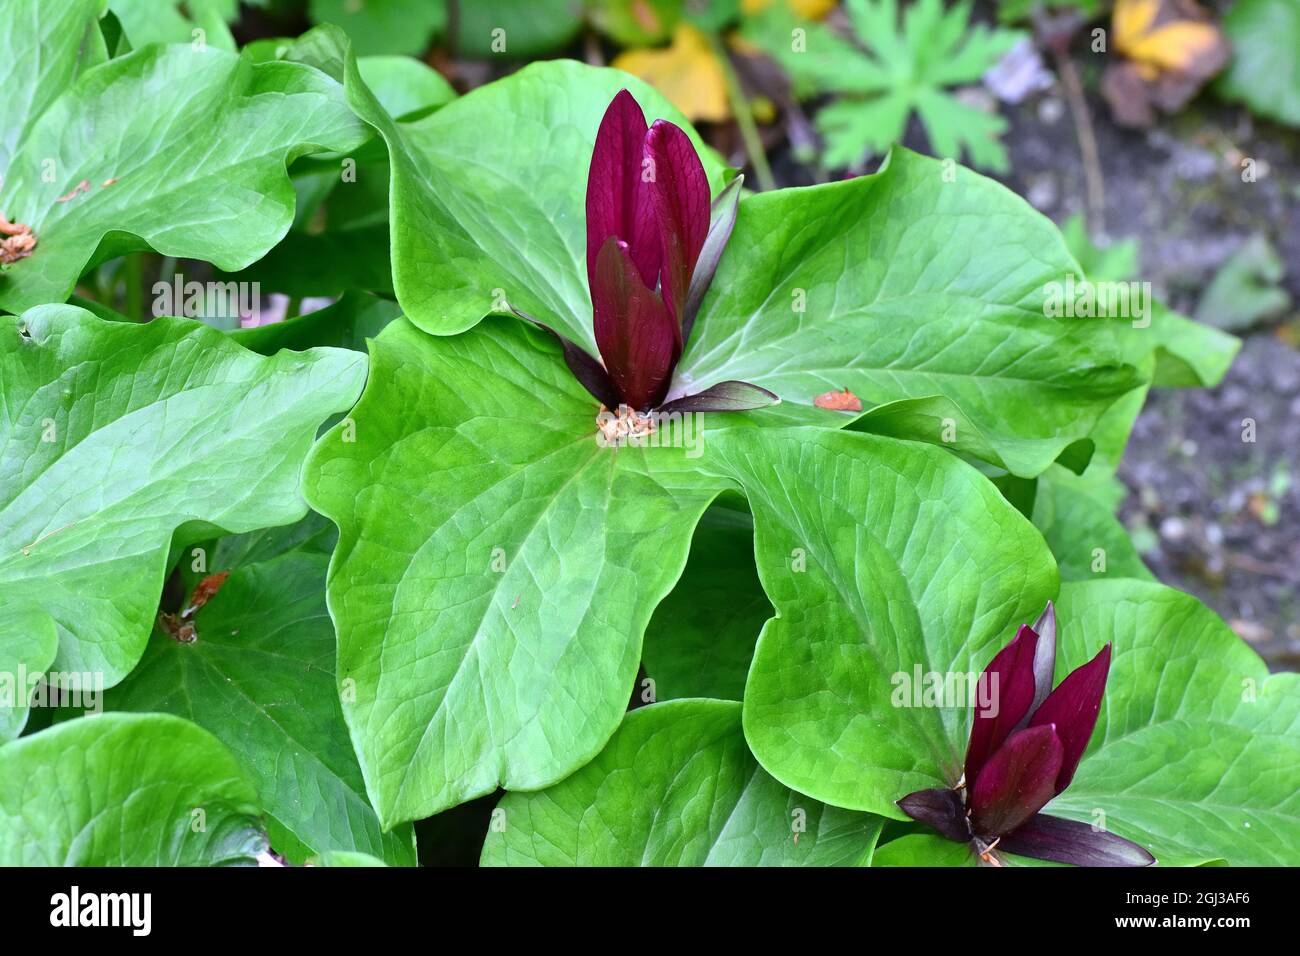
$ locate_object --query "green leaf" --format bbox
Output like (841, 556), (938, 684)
(0, 30), (367, 312)
(730, 427), (1059, 816)
(108, 0), (238, 51)
(1193, 233), (1292, 333)
(1044, 580), (1300, 867)
(746, 0), (1022, 170)
(103, 514), (418, 866)
(1217, 0), (1300, 127)
(1032, 467), (1154, 582)
(683, 149), (1142, 477)
(642, 502), (769, 701)
(0, 713), (265, 865)
(481, 699), (883, 866)
(0, 0), (108, 177)
(0, 305), (366, 688)
(303, 316), (731, 825)
(452, 0), (586, 58)
(357, 55), (456, 121)
(308, 0), (446, 56)
(873, 832), (978, 865)
(0, 602), (58, 742)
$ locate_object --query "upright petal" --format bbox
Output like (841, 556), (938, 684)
(592, 237), (679, 411)
(1029, 643), (1111, 792)
(898, 787), (973, 844)
(1029, 601), (1058, 712)
(645, 118), (709, 331)
(1001, 813), (1155, 867)
(964, 623), (1039, 786)
(586, 90), (659, 289)
(968, 724), (1064, 839)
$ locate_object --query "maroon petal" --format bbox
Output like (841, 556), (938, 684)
(968, 724), (1064, 839)
(964, 623), (1040, 787)
(681, 173), (742, 344)
(510, 307), (620, 409)
(586, 90), (659, 290)
(645, 118), (709, 333)
(1001, 813), (1155, 867)
(1029, 643), (1111, 792)
(898, 788), (973, 844)
(656, 380), (778, 414)
(592, 236), (679, 411)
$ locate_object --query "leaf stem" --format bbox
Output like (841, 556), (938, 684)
(708, 33), (776, 192)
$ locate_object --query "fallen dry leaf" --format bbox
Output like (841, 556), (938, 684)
(1103, 0), (1229, 127)
(0, 214), (36, 264)
(813, 387), (863, 411)
(742, 0), (837, 18)
(612, 23), (730, 123)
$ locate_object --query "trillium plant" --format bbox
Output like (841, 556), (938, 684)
(0, 2), (1294, 879)
(527, 89), (776, 439)
(900, 604), (1153, 867)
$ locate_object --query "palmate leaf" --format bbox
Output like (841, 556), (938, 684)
(0, 305), (366, 689)
(482, 699), (884, 866)
(299, 43), (1139, 478)
(0, 713), (265, 866)
(102, 514), (418, 866)
(747, 0), (1022, 170)
(304, 316), (732, 825)
(0, 1), (368, 312)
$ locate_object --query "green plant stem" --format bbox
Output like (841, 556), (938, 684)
(708, 34), (776, 192)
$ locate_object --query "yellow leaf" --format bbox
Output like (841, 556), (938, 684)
(1112, 0), (1227, 79)
(741, 0), (837, 18)
(612, 24), (730, 123)
(1126, 22), (1224, 72)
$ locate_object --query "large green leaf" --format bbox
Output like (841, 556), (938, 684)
(0, 602), (58, 742)
(0, 21), (367, 311)
(304, 316), (731, 825)
(0, 305), (366, 687)
(0, 0), (107, 177)
(108, 0), (239, 51)
(730, 428), (1059, 816)
(682, 149), (1141, 477)
(1044, 580), (1300, 867)
(103, 515), (417, 866)
(0, 713), (265, 865)
(482, 699), (883, 866)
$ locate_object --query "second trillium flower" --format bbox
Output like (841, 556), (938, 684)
(533, 90), (777, 419)
(899, 603), (1155, 867)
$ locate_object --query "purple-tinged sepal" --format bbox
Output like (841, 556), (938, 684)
(999, 814), (1155, 867)
(657, 379), (778, 414)
(898, 787), (973, 844)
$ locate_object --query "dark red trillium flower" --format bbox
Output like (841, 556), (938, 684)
(522, 90), (776, 417)
(899, 603), (1155, 867)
